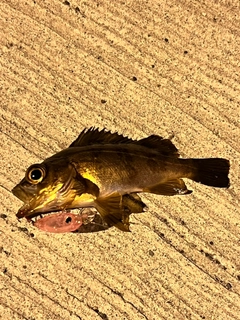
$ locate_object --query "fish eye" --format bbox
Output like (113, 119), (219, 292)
(26, 165), (46, 184)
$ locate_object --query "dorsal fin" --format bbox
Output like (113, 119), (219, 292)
(69, 128), (179, 157)
(69, 127), (134, 147)
(136, 135), (179, 157)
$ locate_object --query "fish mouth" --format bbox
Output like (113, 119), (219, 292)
(13, 165), (95, 228)
(16, 202), (83, 226)
(17, 205), (62, 221)
(15, 194), (67, 219)
(12, 184), (36, 204)
(15, 191), (79, 220)
(18, 205), (98, 234)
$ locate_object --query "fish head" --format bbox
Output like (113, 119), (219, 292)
(12, 160), (86, 220)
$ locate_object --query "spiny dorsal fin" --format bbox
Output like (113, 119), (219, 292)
(69, 127), (134, 147)
(136, 135), (179, 157)
(70, 128), (179, 158)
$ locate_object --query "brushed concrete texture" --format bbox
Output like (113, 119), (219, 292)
(0, 1), (240, 319)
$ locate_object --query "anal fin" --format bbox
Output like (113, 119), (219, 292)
(122, 193), (147, 213)
(145, 179), (192, 196)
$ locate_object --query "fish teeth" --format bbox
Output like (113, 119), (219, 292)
(31, 211), (56, 222)
(31, 209), (82, 223)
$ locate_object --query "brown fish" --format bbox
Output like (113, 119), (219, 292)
(12, 128), (230, 232)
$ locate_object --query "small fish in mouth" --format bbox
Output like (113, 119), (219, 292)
(12, 127), (230, 233)
(32, 208), (106, 233)
(32, 208), (90, 233)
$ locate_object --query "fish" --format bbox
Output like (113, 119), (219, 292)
(12, 127), (230, 232)
(33, 208), (94, 233)
(37, 208), (112, 233)
(33, 207), (110, 233)
(34, 210), (85, 233)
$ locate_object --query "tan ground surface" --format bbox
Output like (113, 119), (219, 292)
(0, 1), (240, 319)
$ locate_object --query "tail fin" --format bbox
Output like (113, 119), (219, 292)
(190, 158), (230, 188)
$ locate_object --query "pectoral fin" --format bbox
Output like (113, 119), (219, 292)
(95, 193), (131, 232)
(145, 179), (192, 196)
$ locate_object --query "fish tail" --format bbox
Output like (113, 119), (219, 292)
(188, 158), (230, 188)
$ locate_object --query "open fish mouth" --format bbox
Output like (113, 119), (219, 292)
(16, 198), (111, 233)
(16, 201), (64, 220)
(16, 203), (83, 223)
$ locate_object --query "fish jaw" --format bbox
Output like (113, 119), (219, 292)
(13, 175), (87, 221)
(13, 182), (96, 222)
(13, 182), (67, 218)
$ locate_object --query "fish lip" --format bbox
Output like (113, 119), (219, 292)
(12, 184), (38, 218)
(16, 205), (71, 222)
(17, 207), (47, 220)
(16, 203), (44, 219)
(16, 202), (66, 220)
(12, 184), (34, 203)
(15, 179), (75, 220)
